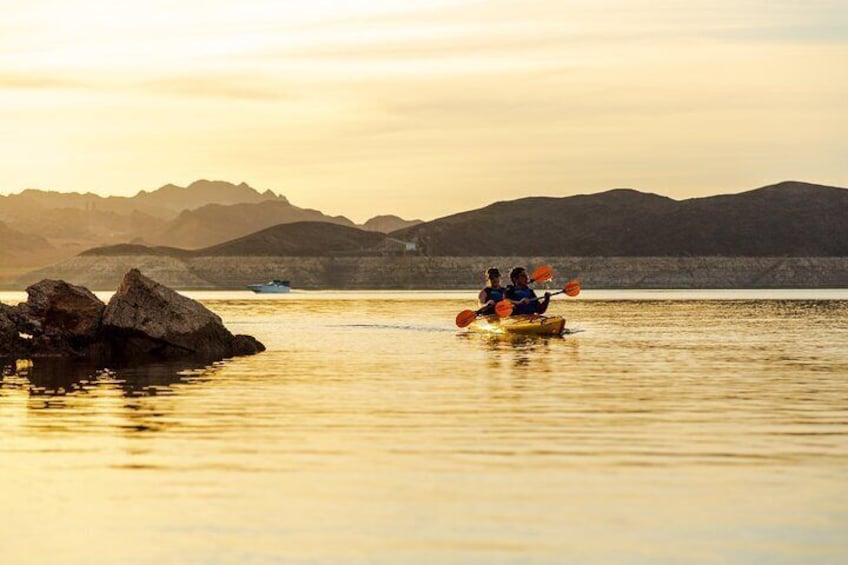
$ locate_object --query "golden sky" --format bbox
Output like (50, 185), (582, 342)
(1, 0), (846, 221)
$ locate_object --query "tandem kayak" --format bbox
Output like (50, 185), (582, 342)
(467, 314), (566, 336)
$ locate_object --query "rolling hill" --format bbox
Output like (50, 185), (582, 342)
(390, 181), (848, 256)
(83, 222), (390, 258)
(197, 222), (387, 256)
(361, 215), (423, 233)
(0, 220), (54, 257)
(146, 200), (357, 248)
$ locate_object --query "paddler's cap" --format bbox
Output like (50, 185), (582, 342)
(509, 266), (527, 282)
(486, 267), (501, 279)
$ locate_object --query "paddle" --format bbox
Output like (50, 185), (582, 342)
(525, 279), (581, 303)
(455, 299), (513, 328)
(530, 264), (553, 283)
(495, 299), (514, 317)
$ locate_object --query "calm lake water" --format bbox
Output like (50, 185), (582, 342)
(2, 290), (847, 564)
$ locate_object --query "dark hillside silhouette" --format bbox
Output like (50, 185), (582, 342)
(361, 215), (423, 233)
(85, 222), (388, 257)
(198, 222), (386, 256)
(391, 181), (848, 256)
(147, 201), (356, 248)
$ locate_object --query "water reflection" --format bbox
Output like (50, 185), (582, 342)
(0, 355), (223, 401)
(457, 331), (582, 373)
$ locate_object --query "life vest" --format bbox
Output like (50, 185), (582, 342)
(506, 286), (538, 315)
(479, 287), (506, 315)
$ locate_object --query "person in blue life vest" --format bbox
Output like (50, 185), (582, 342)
(477, 267), (506, 315)
(506, 266), (551, 315)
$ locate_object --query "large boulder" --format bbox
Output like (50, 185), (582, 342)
(0, 303), (30, 357)
(12, 279), (106, 356)
(102, 268), (264, 359)
(24, 279), (105, 335)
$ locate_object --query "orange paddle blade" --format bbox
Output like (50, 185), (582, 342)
(456, 309), (477, 328)
(531, 264), (553, 283)
(565, 280), (581, 297)
(495, 300), (513, 317)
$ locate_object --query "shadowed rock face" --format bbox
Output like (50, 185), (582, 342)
(0, 269), (264, 360)
(102, 269), (264, 358)
(17, 279), (106, 354)
(0, 303), (29, 356)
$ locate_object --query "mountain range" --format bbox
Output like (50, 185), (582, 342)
(0, 179), (422, 277)
(392, 181), (848, 256)
(72, 181), (848, 260)
(2, 179), (847, 287)
(81, 223), (388, 258)
(0, 221), (53, 258)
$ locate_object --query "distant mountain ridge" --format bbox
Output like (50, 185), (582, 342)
(0, 179), (421, 277)
(83, 222), (390, 258)
(391, 181), (848, 256)
(200, 222), (387, 256)
(131, 180), (287, 214)
(146, 201), (358, 249)
(0, 220), (53, 257)
(0, 179), (418, 232)
(0, 179), (288, 220)
(77, 180), (848, 260)
(361, 215), (423, 233)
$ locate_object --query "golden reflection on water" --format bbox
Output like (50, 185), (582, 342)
(1, 294), (847, 563)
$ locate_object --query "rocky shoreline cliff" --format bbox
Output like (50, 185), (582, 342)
(6, 256), (848, 290)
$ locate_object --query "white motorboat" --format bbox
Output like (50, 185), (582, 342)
(247, 279), (291, 293)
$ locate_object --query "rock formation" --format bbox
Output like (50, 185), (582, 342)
(14, 279), (106, 355)
(102, 268), (263, 358)
(0, 303), (29, 356)
(0, 269), (264, 360)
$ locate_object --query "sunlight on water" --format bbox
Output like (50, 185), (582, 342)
(1, 292), (847, 563)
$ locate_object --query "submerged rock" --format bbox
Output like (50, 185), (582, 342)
(0, 269), (264, 360)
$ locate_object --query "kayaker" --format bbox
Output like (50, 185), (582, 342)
(477, 267), (506, 315)
(506, 266), (551, 315)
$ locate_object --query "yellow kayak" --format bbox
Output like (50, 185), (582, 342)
(467, 314), (566, 336)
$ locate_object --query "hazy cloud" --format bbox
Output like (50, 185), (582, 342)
(140, 75), (297, 101)
(0, 73), (82, 89)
